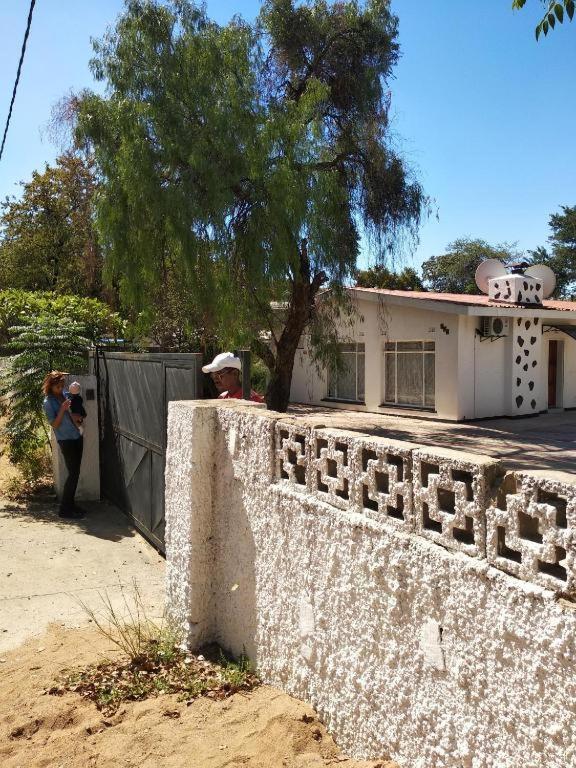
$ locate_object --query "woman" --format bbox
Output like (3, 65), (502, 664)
(42, 371), (85, 519)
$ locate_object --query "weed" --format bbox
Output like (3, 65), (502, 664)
(48, 582), (259, 714)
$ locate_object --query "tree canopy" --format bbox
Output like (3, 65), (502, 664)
(0, 153), (103, 298)
(76, 0), (426, 411)
(355, 265), (424, 291)
(421, 239), (520, 294)
(528, 205), (576, 298)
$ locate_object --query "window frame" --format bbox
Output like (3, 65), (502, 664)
(382, 340), (436, 410)
(325, 342), (366, 404)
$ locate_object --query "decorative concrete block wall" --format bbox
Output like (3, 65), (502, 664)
(413, 447), (503, 558)
(165, 400), (576, 768)
(487, 470), (576, 594)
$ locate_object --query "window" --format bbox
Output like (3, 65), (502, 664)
(327, 343), (365, 403)
(383, 341), (435, 409)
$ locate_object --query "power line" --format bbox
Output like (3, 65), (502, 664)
(0, 0), (37, 164)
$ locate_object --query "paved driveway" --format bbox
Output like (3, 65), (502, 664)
(0, 500), (165, 654)
(290, 406), (576, 474)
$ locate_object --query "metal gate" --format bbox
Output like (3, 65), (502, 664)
(91, 351), (203, 552)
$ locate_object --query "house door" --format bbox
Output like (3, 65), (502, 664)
(548, 340), (563, 408)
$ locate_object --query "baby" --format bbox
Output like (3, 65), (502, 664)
(65, 381), (87, 435)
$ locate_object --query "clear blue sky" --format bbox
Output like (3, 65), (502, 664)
(0, 0), (574, 270)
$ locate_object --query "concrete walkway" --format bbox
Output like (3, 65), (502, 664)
(0, 499), (165, 654)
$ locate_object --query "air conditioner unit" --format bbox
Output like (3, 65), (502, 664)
(480, 317), (510, 338)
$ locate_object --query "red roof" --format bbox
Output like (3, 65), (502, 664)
(352, 287), (576, 313)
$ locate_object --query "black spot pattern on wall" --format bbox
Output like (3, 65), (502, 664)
(534, 318), (539, 326)
(518, 292), (523, 303)
(536, 284), (541, 292)
(514, 317), (541, 412)
(523, 281), (529, 290)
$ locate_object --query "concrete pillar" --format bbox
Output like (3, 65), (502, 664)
(507, 316), (543, 416)
(164, 401), (217, 648)
(51, 374), (100, 502)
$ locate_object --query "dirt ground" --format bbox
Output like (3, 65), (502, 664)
(0, 624), (395, 768)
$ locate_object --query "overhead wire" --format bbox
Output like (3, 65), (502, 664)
(0, 0), (38, 164)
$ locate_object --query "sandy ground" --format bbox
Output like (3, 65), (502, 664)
(0, 624), (395, 768)
(0, 498), (396, 767)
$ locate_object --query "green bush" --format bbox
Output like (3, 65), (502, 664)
(0, 289), (125, 347)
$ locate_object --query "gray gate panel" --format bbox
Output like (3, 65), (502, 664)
(94, 350), (203, 553)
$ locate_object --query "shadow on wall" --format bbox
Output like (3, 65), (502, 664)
(212, 424), (258, 662)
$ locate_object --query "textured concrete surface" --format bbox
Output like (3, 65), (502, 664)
(165, 400), (576, 768)
(289, 405), (576, 474)
(0, 499), (165, 654)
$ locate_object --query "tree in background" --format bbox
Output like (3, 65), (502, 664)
(421, 238), (521, 294)
(512, 0), (574, 39)
(76, 0), (426, 412)
(0, 153), (105, 299)
(528, 206), (576, 298)
(355, 265), (424, 290)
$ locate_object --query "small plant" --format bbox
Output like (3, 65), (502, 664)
(47, 582), (259, 714)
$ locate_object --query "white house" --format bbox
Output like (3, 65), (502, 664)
(290, 287), (576, 421)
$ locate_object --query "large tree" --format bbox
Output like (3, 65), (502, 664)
(421, 238), (520, 294)
(0, 153), (103, 297)
(76, 0), (425, 412)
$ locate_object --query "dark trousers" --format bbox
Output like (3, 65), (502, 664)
(58, 438), (83, 512)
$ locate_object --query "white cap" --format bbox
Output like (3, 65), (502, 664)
(202, 352), (242, 374)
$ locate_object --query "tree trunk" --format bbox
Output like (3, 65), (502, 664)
(264, 240), (325, 413)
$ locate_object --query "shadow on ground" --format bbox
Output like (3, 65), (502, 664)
(0, 497), (137, 544)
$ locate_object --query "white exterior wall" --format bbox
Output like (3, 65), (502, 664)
(291, 295), (576, 421)
(165, 401), (576, 768)
(291, 297), (462, 419)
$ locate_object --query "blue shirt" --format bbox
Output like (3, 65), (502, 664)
(43, 395), (81, 442)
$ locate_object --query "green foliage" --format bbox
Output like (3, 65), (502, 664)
(421, 238), (521, 294)
(528, 205), (576, 298)
(512, 0), (575, 39)
(0, 153), (105, 298)
(0, 316), (89, 482)
(0, 289), (125, 347)
(355, 265), (424, 290)
(76, 0), (426, 411)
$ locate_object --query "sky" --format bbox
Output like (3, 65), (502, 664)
(0, 0), (574, 271)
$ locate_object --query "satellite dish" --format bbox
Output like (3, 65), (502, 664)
(475, 259), (508, 294)
(525, 264), (556, 299)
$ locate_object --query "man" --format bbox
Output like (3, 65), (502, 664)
(202, 352), (264, 403)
